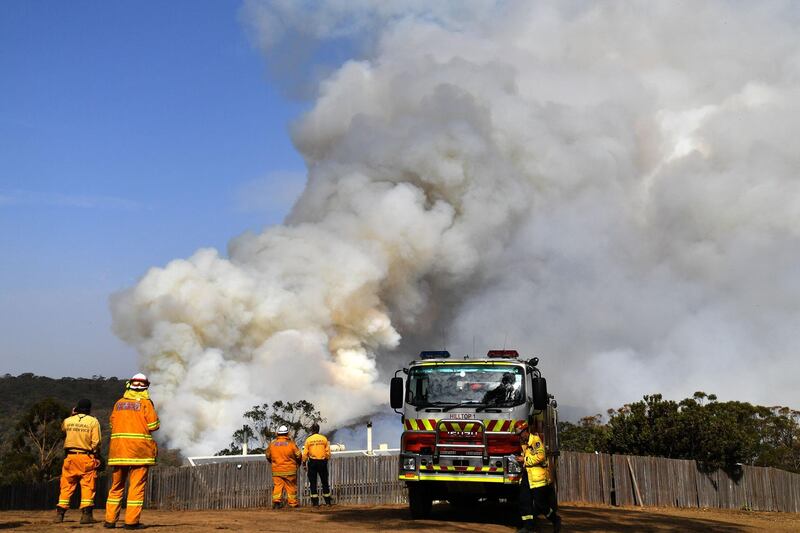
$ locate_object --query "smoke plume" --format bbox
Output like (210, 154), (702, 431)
(112, 1), (800, 454)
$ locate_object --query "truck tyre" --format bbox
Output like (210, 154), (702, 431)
(408, 483), (432, 519)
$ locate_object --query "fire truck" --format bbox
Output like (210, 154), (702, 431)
(390, 349), (558, 518)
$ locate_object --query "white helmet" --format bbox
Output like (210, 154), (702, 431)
(277, 425), (289, 435)
(129, 373), (150, 390)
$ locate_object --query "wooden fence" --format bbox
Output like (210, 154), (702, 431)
(3, 452), (800, 513)
(611, 454), (800, 512)
(556, 451), (614, 505)
(0, 475), (110, 510)
(146, 454), (405, 510)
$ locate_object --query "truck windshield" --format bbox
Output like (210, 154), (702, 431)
(406, 365), (525, 408)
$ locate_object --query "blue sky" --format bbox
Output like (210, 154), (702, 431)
(1, 1), (307, 377)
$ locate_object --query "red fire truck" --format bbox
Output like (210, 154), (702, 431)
(390, 349), (559, 518)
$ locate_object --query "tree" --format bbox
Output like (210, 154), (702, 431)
(558, 414), (609, 453)
(0, 398), (70, 484)
(692, 400), (761, 472)
(757, 406), (800, 472)
(599, 392), (800, 474)
(217, 400), (325, 456)
(606, 394), (683, 458)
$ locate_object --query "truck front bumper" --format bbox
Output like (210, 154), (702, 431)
(399, 453), (521, 484)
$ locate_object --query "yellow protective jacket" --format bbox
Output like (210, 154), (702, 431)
(266, 436), (302, 476)
(108, 389), (160, 466)
(523, 433), (551, 488)
(302, 433), (331, 462)
(62, 414), (101, 453)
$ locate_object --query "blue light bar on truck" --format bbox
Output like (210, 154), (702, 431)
(487, 350), (519, 358)
(419, 350), (451, 359)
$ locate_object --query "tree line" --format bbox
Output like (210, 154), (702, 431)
(0, 374), (181, 485)
(558, 392), (800, 474)
(0, 373), (324, 484)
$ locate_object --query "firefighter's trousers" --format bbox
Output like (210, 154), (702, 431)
(272, 475), (298, 507)
(518, 470), (559, 530)
(105, 465), (149, 526)
(307, 459), (331, 504)
(57, 454), (98, 509)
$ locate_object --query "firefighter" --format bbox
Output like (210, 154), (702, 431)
(103, 373), (160, 530)
(54, 398), (102, 524)
(483, 372), (521, 406)
(266, 425), (302, 508)
(302, 423), (332, 506)
(516, 425), (561, 533)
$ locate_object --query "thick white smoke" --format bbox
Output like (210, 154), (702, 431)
(112, 1), (800, 454)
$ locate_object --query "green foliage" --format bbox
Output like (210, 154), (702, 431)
(605, 393), (770, 472)
(606, 394), (684, 458)
(0, 374), (124, 461)
(0, 374), (184, 479)
(682, 399), (762, 471)
(559, 391), (800, 474)
(0, 398), (70, 484)
(217, 400), (325, 456)
(558, 415), (609, 453)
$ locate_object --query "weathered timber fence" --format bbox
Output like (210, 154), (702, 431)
(3, 452), (800, 513)
(146, 454), (405, 510)
(556, 450), (613, 505)
(611, 455), (800, 512)
(0, 475), (110, 510)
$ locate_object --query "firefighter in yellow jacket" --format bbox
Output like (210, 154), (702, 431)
(302, 423), (332, 506)
(516, 426), (561, 533)
(104, 373), (160, 530)
(54, 398), (102, 524)
(266, 425), (302, 508)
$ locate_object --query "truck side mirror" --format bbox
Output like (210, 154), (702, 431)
(390, 377), (404, 409)
(532, 377), (548, 410)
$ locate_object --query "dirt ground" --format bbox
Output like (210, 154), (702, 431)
(2, 503), (799, 532)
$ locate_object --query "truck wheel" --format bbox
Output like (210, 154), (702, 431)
(408, 484), (432, 519)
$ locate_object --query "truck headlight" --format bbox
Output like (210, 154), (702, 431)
(402, 456), (416, 471)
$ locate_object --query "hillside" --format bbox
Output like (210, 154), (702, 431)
(0, 373), (126, 407)
(2, 372), (123, 425)
(0, 374), (181, 467)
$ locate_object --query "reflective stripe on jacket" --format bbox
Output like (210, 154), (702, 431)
(302, 433), (331, 461)
(62, 414), (101, 452)
(108, 391), (160, 466)
(266, 436), (301, 476)
(523, 433), (550, 488)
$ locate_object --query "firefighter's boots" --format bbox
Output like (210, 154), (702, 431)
(80, 507), (97, 524)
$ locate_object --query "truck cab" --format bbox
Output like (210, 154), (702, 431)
(390, 350), (558, 518)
